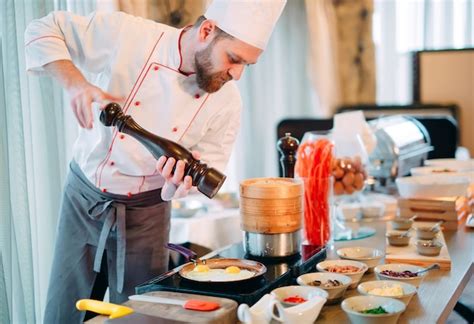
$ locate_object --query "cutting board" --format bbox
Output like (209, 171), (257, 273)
(86, 291), (238, 324)
(385, 221), (452, 270)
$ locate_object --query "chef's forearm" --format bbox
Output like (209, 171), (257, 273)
(43, 59), (89, 92)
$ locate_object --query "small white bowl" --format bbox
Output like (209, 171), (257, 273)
(341, 296), (406, 324)
(357, 280), (417, 306)
(271, 285), (328, 307)
(415, 225), (440, 240)
(297, 272), (351, 305)
(416, 240), (443, 256)
(336, 203), (362, 221)
(386, 231), (411, 247)
(316, 260), (368, 289)
(361, 202), (385, 218)
(396, 175), (469, 198)
(374, 264), (427, 288)
(391, 218), (413, 231)
(336, 247), (384, 272)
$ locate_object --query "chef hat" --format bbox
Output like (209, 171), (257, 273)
(204, 0), (287, 50)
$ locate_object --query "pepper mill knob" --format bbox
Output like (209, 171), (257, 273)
(277, 132), (300, 178)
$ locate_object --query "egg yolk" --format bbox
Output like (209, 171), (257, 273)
(194, 264), (210, 272)
(225, 266), (241, 274)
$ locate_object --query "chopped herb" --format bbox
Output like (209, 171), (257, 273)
(360, 306), (388, 314)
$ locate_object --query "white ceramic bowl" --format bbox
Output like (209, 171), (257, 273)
(271, 285), (328, 307)
(316, 260), (368, 289)
(341, 296), (406, 324)
(415, 225), (440, 240)
(337, 203), (362, 221)
(396, 175), (470, 198)
(386, 231), (411, 247)
(357, 280), (417, 306)
(374, 264), (427, 288)
(391, 218), (413, 231)
(360, 201), (385, 218)
(424, 158), (474, 171)
(416, 240), (443, 256)
(336, 247), (384, 272)
(297, 272), (351, 305)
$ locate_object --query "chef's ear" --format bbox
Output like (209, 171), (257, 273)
(198, 19), (217, 42)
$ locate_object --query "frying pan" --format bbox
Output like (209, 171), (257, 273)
(166, 243), (267, 283)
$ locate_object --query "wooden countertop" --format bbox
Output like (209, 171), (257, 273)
(87, 221), (472, 324)
(316, 221), (473, 324)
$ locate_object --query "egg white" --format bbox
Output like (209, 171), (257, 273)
(185, 268), (255, 282)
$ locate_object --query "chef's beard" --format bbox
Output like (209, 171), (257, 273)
(195, 44), (232, 93)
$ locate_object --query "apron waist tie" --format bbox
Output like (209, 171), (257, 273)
(88, 200), (127, 293)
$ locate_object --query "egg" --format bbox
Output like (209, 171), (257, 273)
(186, 267), (255, 282)
(225, 266), (241, 274)
(193, 264), (210, 272)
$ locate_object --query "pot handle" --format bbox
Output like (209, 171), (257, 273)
(165, 243), (199, 263)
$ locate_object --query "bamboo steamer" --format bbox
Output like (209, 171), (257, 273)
(240, 177), (304, 234)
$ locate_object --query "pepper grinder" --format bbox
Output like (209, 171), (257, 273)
(277, 132), (300, 178)
(100, 103), (226, 199)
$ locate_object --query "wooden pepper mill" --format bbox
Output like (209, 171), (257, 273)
(277, 132), (300, 178)
(100, 103), (226, 199)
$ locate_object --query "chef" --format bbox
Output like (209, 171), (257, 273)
(24, 0), (286, 322)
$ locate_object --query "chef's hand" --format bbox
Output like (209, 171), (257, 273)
(69, 83), (124, 129)
(43, 60), (124, 129)
(156, 151), (201, 201)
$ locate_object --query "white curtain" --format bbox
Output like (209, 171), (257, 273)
(0, 1), (95, 323)
(304, 0), (341, 118)
(373, 0), (474, 104)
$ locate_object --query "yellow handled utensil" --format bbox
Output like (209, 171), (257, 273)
(76, 299), (134, 319)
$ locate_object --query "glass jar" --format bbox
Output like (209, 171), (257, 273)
(296, 131), (334, 247)
(297, 131), (372, 244)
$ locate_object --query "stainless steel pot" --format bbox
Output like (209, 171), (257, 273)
(243, 231), (301, 257)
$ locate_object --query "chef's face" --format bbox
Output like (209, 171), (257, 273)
(195, 23), (263, 93)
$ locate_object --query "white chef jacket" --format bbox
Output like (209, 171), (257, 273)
(24, 11), (242, 195)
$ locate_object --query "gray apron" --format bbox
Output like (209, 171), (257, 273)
(43, 161), (170, 324)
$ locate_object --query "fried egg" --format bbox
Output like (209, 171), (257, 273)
(186, 266), (255, 282)
(225, 266), (241, 274)
(194, 264), (210, 272)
